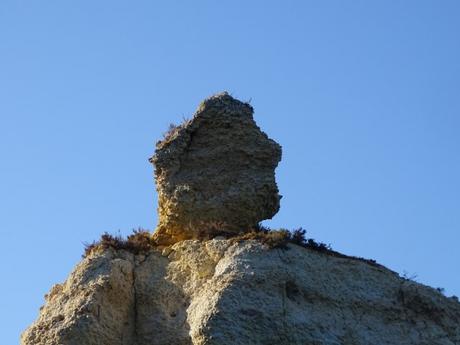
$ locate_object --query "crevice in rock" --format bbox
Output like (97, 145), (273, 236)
(131, 263), (139, 345)
(131, 253), (149, 345)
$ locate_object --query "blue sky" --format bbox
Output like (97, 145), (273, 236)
(1, 1), (459, 342)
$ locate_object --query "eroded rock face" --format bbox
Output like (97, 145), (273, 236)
(22, 240), (460, 345)
(21, 251), (136, 345)
(150, 92), (282, 245)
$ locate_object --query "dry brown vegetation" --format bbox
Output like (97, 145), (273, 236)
(233, 225), (382, 268)
(82, 225), (381, 269)
(232, 226), (332, 252)
(83, 229), (156, 257)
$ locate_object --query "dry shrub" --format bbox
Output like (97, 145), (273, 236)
(233, 225), (381, 268)
(83, 225), (381, 269)
(83, 229), (155, 257)
(233, 227), (332, 252)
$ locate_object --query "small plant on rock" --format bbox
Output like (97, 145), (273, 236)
(83, 228), (155, 257)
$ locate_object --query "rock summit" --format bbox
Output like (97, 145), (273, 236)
(150, 92), (282, 245)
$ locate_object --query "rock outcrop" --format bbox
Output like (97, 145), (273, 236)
(22, 94), (460, 345)
(150, 93), (282, 245)
(22, 240), (460, 345)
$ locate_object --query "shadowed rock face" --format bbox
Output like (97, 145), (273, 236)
(150, 92), (282, 245)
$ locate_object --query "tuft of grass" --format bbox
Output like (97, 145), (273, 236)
(159, 117), (191, 144)
(83, 229), (155, 257)
(162, 123), (181, 141)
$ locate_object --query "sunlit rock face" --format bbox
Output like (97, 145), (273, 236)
(21, 240), (460, 345)
(150, 92), (282, 245)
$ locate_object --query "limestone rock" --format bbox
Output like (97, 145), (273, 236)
(21, 251), (136, 345)
(150, 92), (282, 245)
(22, 240), (460, 345)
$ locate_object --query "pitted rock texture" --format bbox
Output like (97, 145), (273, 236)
(21, 251), (136, 345)
(22, 240), (460, 345)
(150, 92), (282, 245)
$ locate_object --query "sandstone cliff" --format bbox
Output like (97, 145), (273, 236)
(22, 239), (460, 345)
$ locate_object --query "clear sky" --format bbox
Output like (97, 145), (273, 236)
(1, 1), (459, 342)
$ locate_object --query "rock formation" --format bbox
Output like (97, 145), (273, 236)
(22, 93), (460, 344)
(22, 240), (460, 345)
(150, 92), (282, 245)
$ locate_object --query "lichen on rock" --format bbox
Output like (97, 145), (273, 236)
(150, 92), (282, 245)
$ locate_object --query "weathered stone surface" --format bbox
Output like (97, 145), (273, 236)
(22, 240), (460, 345)
(21, 251), (136, 345)
(150, 92), (282, 245)
(22, 93), (460, 344)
